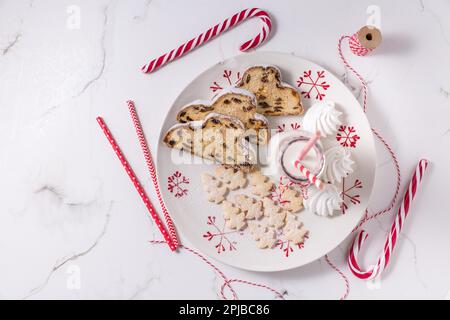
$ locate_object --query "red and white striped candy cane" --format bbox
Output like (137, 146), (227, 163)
(142, 8), (272, 74)
(294, 161), (325, 190)
(348, 159), (429, 279)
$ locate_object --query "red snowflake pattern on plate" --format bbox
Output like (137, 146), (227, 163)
(276, 122), (301, 133)
(210, 69), (242, 92)
(167, 171), (190, 198)
(340, 177), (363, 214)
(336, 125), (361, 148)
(203, 216), (243, 254)
(296, 70), (330, 100)
(275, 229), (309, 258)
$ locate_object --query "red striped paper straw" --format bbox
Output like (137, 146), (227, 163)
(294, 161), (325, 190)
(96, 116), (177, 251)
(348, 159), (429, 279)
(297, 131), (321, 161)
(126, 100), (179, 249)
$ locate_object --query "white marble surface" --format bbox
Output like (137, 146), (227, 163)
(0, 0), (449, 299)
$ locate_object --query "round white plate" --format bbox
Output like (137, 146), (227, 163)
(157, 52), (376, 272)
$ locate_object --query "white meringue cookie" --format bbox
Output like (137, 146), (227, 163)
(302, 101), (342, 137)
(305, 184), (342, 217)
(323, 146), (355, 183)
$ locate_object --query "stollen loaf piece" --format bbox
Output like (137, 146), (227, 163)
(176, 88), (269, 145)
(163, 113), (256, 172)
(237, 65), (304, 116)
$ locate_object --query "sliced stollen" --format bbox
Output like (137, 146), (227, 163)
(176, 88), (269, 144)
(163, 113), (256, 172)
(237, 65), (304, 116)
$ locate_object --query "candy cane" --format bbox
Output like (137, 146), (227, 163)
(142, 8), (272, 74)
(294, 161), (325, 190)
(348, 159), (429, 279)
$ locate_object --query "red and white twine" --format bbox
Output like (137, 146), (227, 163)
(323, 31), (400, 298)
(150, 240), (285, 300)
(338, 34), (402, 228)
(354, 128), (402, 230)
(141, 8), (272, 74)
(324, 30), (429, 298)
(338, 35), (369, 112)
(348, 33), (375, 56)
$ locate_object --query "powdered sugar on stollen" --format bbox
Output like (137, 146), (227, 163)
(211, 85), (258, 105)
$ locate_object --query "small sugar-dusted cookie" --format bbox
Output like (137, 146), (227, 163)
(268, 210), (287, 229)
(282, 215), (308, 244)
(215, 166), (247, 190)
(283, 227), (308, 244)
(225, 212), (247, 230)
(256, 228), (277, 249)
(248, 171), (274, 197)
(201, 172), (221, 191)
(222, 200), (246, 230)
(262, 198), (281, 217)
(222, 200), (241, 219)
(249, 222), (277, 249)
(246, 201), (263, 220)
(201, 172), (227, 204)
(284, 214), (303, 231)
(262, 198), (286, 228)
(206, 186), (227, 204)
(234, 194), (254, 208)
(234, 194), (263, 219)
(249, 222), (266, 240)
(280, 188), (303, 213)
